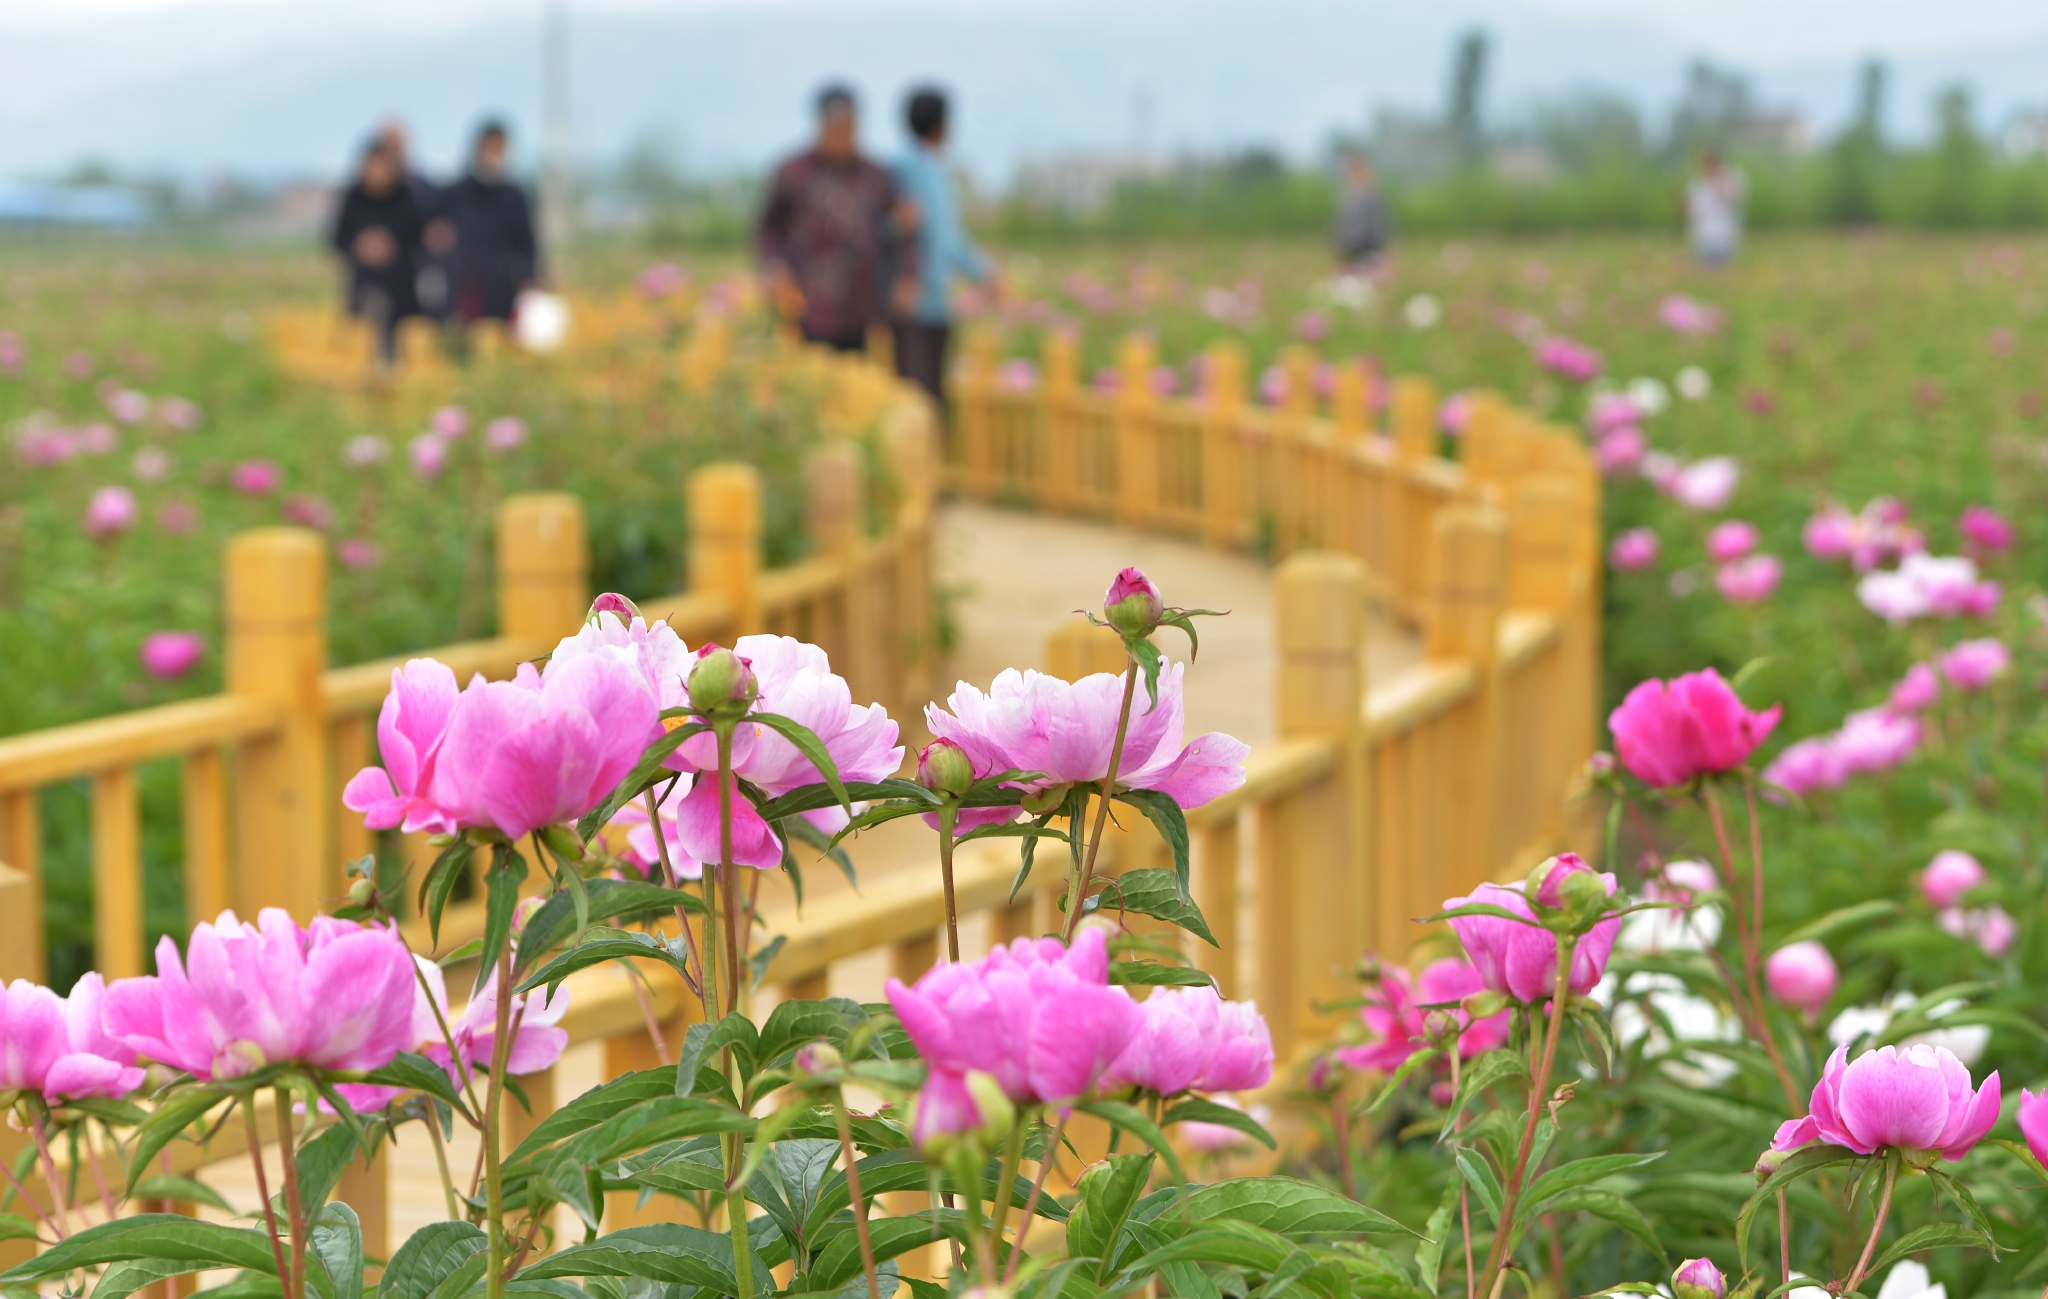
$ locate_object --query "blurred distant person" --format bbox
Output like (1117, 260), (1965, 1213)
(330, 138), (422, 366)
(756, 84), (916, 352)
(1687, 149), (1747, 266)
(891, 86), (995, 409)
(443, 120), (539, 328)
(1332, 150), (1389, 267)
(378, 118), (452, 317)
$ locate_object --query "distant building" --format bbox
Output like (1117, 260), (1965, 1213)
(1490, 145), (1557, 185)
(1738, 110), (1813, 156)
(0, 183), (149, 227)
(1012, 152), (1159, 217)
(2005, 113), (2048, 159)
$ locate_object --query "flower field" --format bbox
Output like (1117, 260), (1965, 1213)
(7, 228), (2048, 1296)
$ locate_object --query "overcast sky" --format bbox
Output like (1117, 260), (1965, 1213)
(6, 0), (2048, 183)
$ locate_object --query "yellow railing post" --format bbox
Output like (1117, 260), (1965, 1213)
(90, 766), (143, 978)
(1114, 334), (1159, 529)
(1259, 553), (1368, 1059)
(1041, 329), (1079, 514)
(1390, 376), (1437, 462)
(1511, 477), (1583, 852)
(0, 795), (39, 982)
(0, 864), (32, 1266)
(227, 528), (329, 922)
(1426, 506), (1508, 909)
(1332, 361), (1369, 440)
(807, 440), (873, 697)
(498, 493), (590, 643)
(883, 401), (937, 716)
(688, 463), (763, 640)
(1201, 341), (1246, 549)
(957, 327), (997, 496)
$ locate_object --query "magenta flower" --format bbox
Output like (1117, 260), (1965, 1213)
(338, 538), (380, 569)
(1608, 668), (1782, 788)
(411, 434), (448, 479)
(1764, 941), (1837, 1013)
(1772, 1043), (1999, 1162)
(281, 495), (334, 530)
(1939, 638), (2009, 691)
(427, 649), (661, 841)
(1832, 708), (1920, 776)
(230, 459), (281, 495)
(1762, 736), (1848, 799)
(342, 658), (463, 835)
(84, 485), (138, 539)
(909, 1069), (988, 1147)
(139, 631), (204, 680)
(1587, 392), (1642, 436)
(1959, 505), (2013, 556)
(1102, 985), (1272, 1096)
(432, 406), (469, 438)
(1706, 521), (1759, 564)
(886, 927), (1141, 1107)
(1888, 663), (1941, 713)
(1715, 554), (1781, 605)
(1671, 1257), (1726, 1299)
(1535, 335), (1602, 382)
(1922, 851), (1986, 909)
(1104, 566), (1165, 637)
(485, 416), (527, 451)
(0, 975), (146, 1104)
(1337, 958), (1509, 1074)
(104, 909), (417, 1080)
(1595, 427), (1646, 476)
(1199, 997), (1276, 1091)
(1607, 527), (1659, 571)
(1445, 878), (1620, 1003)
(334, 955), (569, 1111)
(2019, 1089), (2048, 1169)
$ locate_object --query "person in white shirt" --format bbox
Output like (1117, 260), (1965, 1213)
(1686, 149), (1746, 267)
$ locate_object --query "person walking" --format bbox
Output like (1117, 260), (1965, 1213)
(330, 138), (423, 366)
(1686, 148), (1746, 267)
(376, 118), (453, 318)
(442, 120), (540, 329)
(890, 86), (996, 410)
(756, 85), (916, 353)
(1332, 149), (1389, 268)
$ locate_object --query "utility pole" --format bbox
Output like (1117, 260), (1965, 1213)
(540, 0), (573, 262)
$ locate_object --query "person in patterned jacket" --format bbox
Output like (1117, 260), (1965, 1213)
(755, 84), (917, 352)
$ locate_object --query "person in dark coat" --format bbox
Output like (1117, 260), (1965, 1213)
(377, 118), (452, 318)
(442, 120), (540, 327)
(330, 138), (423, 366)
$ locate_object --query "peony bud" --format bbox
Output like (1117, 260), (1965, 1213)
(1020, 783), (1071, 816)
(1764, 941), (1837, 1013)
(1529, 852), (1595, 911)
(541, 823), (588, 863)
(916, 738), (976, 798)
(1672, 1257), (1725, 1299)
(1422, 1009), (1461, 1045)
(963, 1070), (1015, 1141)
(687, 645), (758, 713)
(1104, 567), (1165, 639)
(793, 1042), (843, 1077)
(510, 895), (550, 935)
(1462, 989), (1510, 1021)
(587, 592), (642, 625)
(1753, 1147), (1789, 1184)
(347, 878), (376, 908)
(1584, 751), (1616, 780)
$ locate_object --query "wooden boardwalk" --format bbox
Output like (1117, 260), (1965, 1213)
(181, 499), (1424, 1251)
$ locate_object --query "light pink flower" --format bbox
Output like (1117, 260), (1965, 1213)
(1445, 878), (1620, 1003)
(1959, 505), (2013, 556)
(282, 495), (334, 530)
(996, 359), (1040, 392)
(1772, 1043), (1998, 1161)
(1888, 664), (1941, 713)
(1762, 736), (1846, 798)
(2022, 1090), (2048, 1170)
(1764, 941), (1837, 1012)
(1608, 527), (1659, 571)
(550, 611), (695, 714)
(140, 631), (203, 680)
(156, 502), (198, 534)
(1178, 1096), (1263, 1152)
(1921, 851), (1986, 909)
(1105, 985), (1230, 1095)
(84, 485), (138, 539)
(0, 975), (146, 1104)
(335, 956), (569, 1111)
(133, 446), (171, 481)
(432, 406), (470, 438)
(1595, 427), (1646, 475)
(1659, 294), (1724, 336)
(1337, 958), (1509, 1073)
(106, 388), (149, 424)
(485, 417), (527, 451)
(886, 927), (1141, 1107)
(1669, 457), (1739, 511)
(79, 423), (117, 455)
(156, 397), (200, 431)
(1939, 905), (2016, 957)
(338, 539), (380, 569)
(411, 435), (448, 479)
(607, 776), (705, 880)
(1536, 335), (1601, 382)
(1832, 708), (1920, 775)
(344, 435), (389, 467)
(1609, 668), (1781, 789)
(1199, 996), (1275, 1091)
(1858, 554), (1985, 624)
(1716, 554), (1781, 604)
(1587, 392), (1642, 436)
(1706, 521), (1759, 564)
(104, 909), (417, 1080)
(342, 658), (464, 835)
(908, 1070), (989, 1147)
(1939, 638), (2009, 691)
(230, 459), (280, 495)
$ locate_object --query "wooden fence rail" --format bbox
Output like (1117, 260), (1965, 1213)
(0, 321), (1600, 1259)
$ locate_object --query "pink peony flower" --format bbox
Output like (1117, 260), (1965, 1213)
(338, 538), (380, 569)
(1669, 457), (1739, 511)
(2022, 1089), (2048, 1170)
(156, 502), (198, 534)
(607, 776), (705, 881)
(1858, 554), (1987, 624)
(1445, 877), (1620, 1004)
(104, 909), (417, 1080)
(1595, 426), (1646, 475)
(1939, 905), (2016, 957)
(1336, 957), (1510, 1074)
(1764, 941), (1837, 1012)
(79, 423), (117, 455)
(133, 446), (171, 481)
(1608, 668), (1781, 789)
(432, 406), (469, 438)
(1939, 638), (2010, 691)
(1587, 392), (1643, 436)
(485, 417), (527, 451)
(1921, 850), (1986, 909)
(1762, 736), (1848, 798)
(139, 631), (203, 680)
(230, 459), (280, 495)
(1771, 1043), (1998, 1161)
(106, 389), (149, 424)
(336, 955), (569, 1111)
(84, 485), (138, 539)
(1102, 984), (1273, 1095)
(1959, 505), (2013, 556)
(1659, 294), (1724, 336)
(1831, 708), (1920, 775)
(1888, 664), (1941, 714)
(0, 975), (146, 1104)
(1706, 521), (1759, 564)
(1608, 527), (1659, 571)
(1536, 335), (1602, 382)
(411, 434), (448, 479)
(281, 495), (334, 530)
(156, 396), (200, 432)
(886, 927), (1142, 1106)
(1715, 554), (1781, 605)
(342, 659), (465, 835)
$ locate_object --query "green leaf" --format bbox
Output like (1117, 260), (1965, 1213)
(1109, 962), (1216, 988)
(749, 713), (851, 811)
(748, 935), (789, 995)
(1415, 1175), (1462, 1295)
(132, 1173), (236, 1216)
(516, 881), (704, 978)
(1365, 1047), (1443, 1117)
(418, 839), (475, 950)
(784, 813), (858, 891)
(97, 1260), (225, 1299)
(1438, 1050), (1528, 1139)
(521, 1223), (762, 1293)
(757, 780), (933, 824)
(379, 1221), (487, 1299)
(578, 727), (712, 840)
(1870, 1222), (1996, 1275)
(806, 1214), (965, 1292)
(311, 1203), (365, 1299)
(1114, 790), (1191, 901)
(1519, 1152), (1664, 1222)
(295, 1118), (387, 1212)
(0, 1213), (36, 1243)
(1777, 900), (1899, 947)
(1077, 868), (1216, 947)
(1077, 1100), (1187, 1188)
(126, 1088), (229, 1194)
(361, 1052), (468, 1114)
(1736, 1143), (1862, 1273)
(757, 997), (857, 1067)
(506, 1070), (681, 1167)
(1185, 1177), (1413, 1237)
(0, 1215), (279, 1283)
(1452, 1148), (1502, 1223)
(517, 929), (690, 997)
(476, 848), (531, 996)
(190, 1274), (285, 1299)
(1542, 1190), (1669, 1266)
(1069, 1154), (1155, 1282)
(1161, 1099), (1274, 1149)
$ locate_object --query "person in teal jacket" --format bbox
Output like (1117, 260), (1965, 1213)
(891, 87), (998, 414)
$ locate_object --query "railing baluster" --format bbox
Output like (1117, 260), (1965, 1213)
(182, 747), (231, 925)
(0, 790), (43, 981)
(1194, 817), (1241, 998)
(91, 765), (145, 979)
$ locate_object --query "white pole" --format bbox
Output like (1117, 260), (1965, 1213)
(540, 0), (573, 259)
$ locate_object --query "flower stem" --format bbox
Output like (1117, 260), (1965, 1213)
(1063, 654), (1141, 942)
(1330, 1089), (1357, 1201)
(426, 1106), (463, 1220)
(406, 940), (483, 1122)
(987, 1119), (1027, 1262)
(1474, 936), (1575, 1299)
(0, 1155), (57, 1242)
(713, 722), (756, 1299)
(1003, 1110), (1067, 1286)
(83, 1120), (118, 1219)
(484, 942), (516, 1299)
(1706, 784), (1802, 1113)
(275, 1086), (307, 1299)
(833, 1089), (882, 1299)
(243, 1098), (290, 1290)
(1448, 1044), (1474, 1299)
(28, 1109), (67, 1240)
(1843, 1154), (1900, 1295)
(1778, 1189), (1791, 1288)
(938, 802), (961, 961)
(644, 785), (706, 1004)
